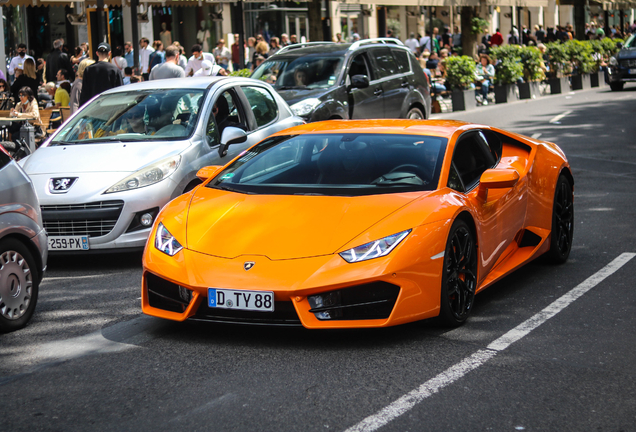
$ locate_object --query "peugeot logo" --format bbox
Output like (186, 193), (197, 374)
(244, 261), (255, 271)
(49, 177), (78, 194)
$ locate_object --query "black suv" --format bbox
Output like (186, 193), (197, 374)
(607, 33), (636, 91)
(251, 38), (430, 122)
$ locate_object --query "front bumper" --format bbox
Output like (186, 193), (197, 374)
(606, 65), (636, 83)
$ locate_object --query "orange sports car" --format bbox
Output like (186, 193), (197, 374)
(141, 120), (573, 328)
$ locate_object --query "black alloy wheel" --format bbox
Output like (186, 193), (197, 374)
(438, 219), (477, 326)
(545, 175), (574, 264)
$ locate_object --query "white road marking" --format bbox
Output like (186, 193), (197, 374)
(531, 133), (542, 139)
(344, 252), (635, 432)
(549, 110), (573, 124)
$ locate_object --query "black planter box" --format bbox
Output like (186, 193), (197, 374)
(590, 71), (605, 88)
(494, 84), (518, 104)
(571, 74), (591, 91)
(451, 89), (476, 112)
(518, 81), (541, 99)
(548, 77), (569, 94)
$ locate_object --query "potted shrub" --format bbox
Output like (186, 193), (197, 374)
(517, 46), (544, 99)
(545, 42), (570, 94)
(564, 40), (595, 90)
(444, 56), (477, 112)
(490, 45), (523, 104)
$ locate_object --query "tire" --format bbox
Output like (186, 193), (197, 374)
(609, 82), (624, 91)
(438, 219), (478, 327)
(406, 106), (424, 119)
(545, 175), (574, 264)
(0, 238), (40, 333)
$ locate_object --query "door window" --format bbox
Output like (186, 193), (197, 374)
(206, 90), (244, 146)
(348, 53), (372, 80)
(392, 49), (411, 74)
(449, 132), (497, 191)
(372, 48), (399, 79)
(242, 86), (278, 128)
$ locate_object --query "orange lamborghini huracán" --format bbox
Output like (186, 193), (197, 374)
(141, 120), (573, 328)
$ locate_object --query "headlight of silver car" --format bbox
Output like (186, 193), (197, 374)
(609, 56), (618, 66)
(154, 222), (183, 256)
(339, 230), (411, 263)
(104, 155), (181, 194)
(290, 98), (321, 117)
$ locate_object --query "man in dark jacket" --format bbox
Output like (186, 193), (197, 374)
(79, 43), (123, 107)
(46, 39), (73, 83)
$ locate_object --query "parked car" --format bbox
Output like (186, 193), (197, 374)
(0, 147), (47, 332)
(251, 39), (431, 122)
(141, 120), (573, 328)
(607, 33), (636, 91)
(21, 77), (303, 253)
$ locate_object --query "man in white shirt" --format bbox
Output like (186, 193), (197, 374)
(185, 44), (216, 77)
(139, 37), (155, 80)
(193, 60), (228, 77)
(9, 44), (34, 81)
(404, 33), (420, 55)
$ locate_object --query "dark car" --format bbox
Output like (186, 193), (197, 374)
(607, 33), (636, 91)
(251, 38), (431, 122)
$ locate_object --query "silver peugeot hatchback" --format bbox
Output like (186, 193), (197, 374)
(21, 77), (303, 253)
(0, 148), (47, 332)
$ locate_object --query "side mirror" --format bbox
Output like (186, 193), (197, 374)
(196, 165), (224, 182)
(350, 74), (370, 89)
(218, 126), (247, 157)
(480, 169), (519, 189)
(616, 42), (623, 50)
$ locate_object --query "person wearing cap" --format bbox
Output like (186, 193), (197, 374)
(185, 44), (216, 77)
(149, 45), (186, 80)
(193, 60), (228, 77)
(79, 42), (123, 107)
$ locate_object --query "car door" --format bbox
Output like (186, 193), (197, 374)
(346, 52), (383, 119)
(448, 130), (527, 279)
(369, 47), (409, 118)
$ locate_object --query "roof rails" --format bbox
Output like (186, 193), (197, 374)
(349, 38), (405, 51)
(276, 41), (336, 55)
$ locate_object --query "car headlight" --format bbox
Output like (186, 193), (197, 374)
(609, 56), (618, 66)
(339, 230), (411, 263)
(290, 98), (321, 117)
(154, 222), (183, 256)
(104, 155), (181, 194)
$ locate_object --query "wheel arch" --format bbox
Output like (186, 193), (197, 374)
(407, 102), (427, 119)
(559, 166), (574, 189)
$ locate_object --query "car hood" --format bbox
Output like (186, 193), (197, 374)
(617, 48), (636, 60)
(22, 140), (190, 175)
(275, 87), (333, 107)
(186, 187), (424, 260)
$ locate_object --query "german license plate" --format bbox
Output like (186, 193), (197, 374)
(208, 288), (274, 312)
(48, 236), (89, 251)
(629, 69), (636, 75)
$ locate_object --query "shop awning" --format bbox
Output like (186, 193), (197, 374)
(342, 0), (480, 6)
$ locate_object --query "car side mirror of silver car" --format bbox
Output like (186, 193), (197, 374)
(218, 127), (247, 157)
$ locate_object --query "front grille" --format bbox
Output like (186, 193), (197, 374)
(41, 200), (124, 237)
(620, 59), (636, 68)
(195, 301), (302, 326)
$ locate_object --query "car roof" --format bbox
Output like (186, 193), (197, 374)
(270, 120), (481, 140)
(100, 77), (257, 95)
(271, 41), (410, 59)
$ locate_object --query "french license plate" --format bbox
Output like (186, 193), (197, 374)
(629, 69), (636, 75)
(208, 288), (274, 312)
(48, 236), (89, 251)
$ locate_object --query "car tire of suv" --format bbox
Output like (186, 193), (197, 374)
(406, 107), (425, 119)
(0, 238), (40, 333)
(609, 82), (624, 91)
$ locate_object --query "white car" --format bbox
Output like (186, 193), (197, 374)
(22, 77), (303, 253)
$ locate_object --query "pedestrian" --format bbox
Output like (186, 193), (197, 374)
(149, 45), (185, 80)
(35, 58), (45, 85)
(290, 34), (298, 44)
(246, 37), (256, 69)
(148, 40), (165, 73)
(8, 44), (34, 82)
(139, 37), (155, 81)
(405, 32), (420, 55)
(252, 41), (269, 70)
(193, 60), (228, 77)
(213, 39), (231, 70)
(508, 27), (519, 45)
(123, 67), (133, 85)
(111, 46), (128, 78)
(123, 41), (135, 69)
(70, 58), (94, 114)
(280, 34), (290, 47)
(231, 34), (241, 71)
(490, 28), (504, 47)
(475, 54), (494, 105)
(8, 87), (39, 141)
(79, 42), (123, 107)
(335, 33), (344, 43)
(46, 39), (73, 83)
(10, 58), (38, 102)
(71, 46), (87, 73)
(268, 37), (280, 57)
(420, 32), (432, 53)
(55, 81), (71, 107)
(452, 26), (462, 48)
(535, 25), (545, 43)
(185, 44), (216, 76)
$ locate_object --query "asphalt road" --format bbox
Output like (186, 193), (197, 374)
(1, 84), (635, 432)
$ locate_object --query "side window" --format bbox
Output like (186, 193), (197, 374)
(480, 130), (502, 163)
(447, 163), (464, 192)
(450, 132), (495, 190)
(348, 54), (371, 80)
(392, 49), (411, 74)
(0, 150), (11, 170)
(242, 86), (278, 129)
(373, 48), (399, 79)
(206, 90), (243, 146)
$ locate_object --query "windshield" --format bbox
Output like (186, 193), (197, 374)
(50, 89), (206, 145)
(251, 57), (344, 90)
(624, 34), (636, 49)
(208, 133), (447, 196)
